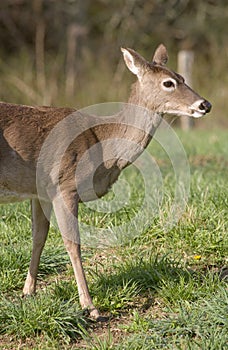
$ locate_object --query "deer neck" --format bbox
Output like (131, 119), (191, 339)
(93, 83), (163, 169)
(116, 81), (162, 150)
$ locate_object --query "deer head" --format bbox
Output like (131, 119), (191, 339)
(121, 44), (211, 118)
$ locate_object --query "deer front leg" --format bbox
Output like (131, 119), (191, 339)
(23, 199), (52, 295)
(52, 193), (100, 320)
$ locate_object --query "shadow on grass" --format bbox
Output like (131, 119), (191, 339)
(90, 255), (200, 313)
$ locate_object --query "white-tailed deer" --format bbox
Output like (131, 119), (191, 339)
(0, 44), (211, 320)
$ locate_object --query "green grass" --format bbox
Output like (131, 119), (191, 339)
(0, 129), (227, 349)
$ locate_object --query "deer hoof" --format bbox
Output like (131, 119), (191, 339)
(86, 306), (109, 322)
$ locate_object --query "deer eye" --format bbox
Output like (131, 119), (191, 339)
(164, 81), (174, 88)
(162, 78), (177, 91)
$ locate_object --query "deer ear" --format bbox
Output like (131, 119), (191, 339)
(152, 44), (168, 65)
(121, 48), (147, 79)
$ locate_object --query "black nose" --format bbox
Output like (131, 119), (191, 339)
(199, 100), (212, 113)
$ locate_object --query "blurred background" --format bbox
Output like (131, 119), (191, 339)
(0, 0), (227, 128)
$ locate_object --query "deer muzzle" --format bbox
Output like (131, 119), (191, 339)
(190, 99), (212, 118)
(199, 100), (212, 114)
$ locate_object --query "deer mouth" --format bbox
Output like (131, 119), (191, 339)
(189, 99), (212, 118)
(190, 109), (206, 118)
(163, 109), (200, 118)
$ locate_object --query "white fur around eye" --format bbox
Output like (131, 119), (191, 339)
(161, 78), (177, 91)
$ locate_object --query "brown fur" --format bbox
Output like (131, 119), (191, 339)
(0, 45), (211, 319)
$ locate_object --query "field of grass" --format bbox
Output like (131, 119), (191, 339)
(0, 128), (227, 349)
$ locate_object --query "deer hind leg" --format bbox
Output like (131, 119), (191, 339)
(23, 199), (52, 295)
(52, 192), (100, 320)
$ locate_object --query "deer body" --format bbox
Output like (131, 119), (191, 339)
(0, 45), (211, 320)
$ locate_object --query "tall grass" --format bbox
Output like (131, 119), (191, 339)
(0, 49), (129, 109)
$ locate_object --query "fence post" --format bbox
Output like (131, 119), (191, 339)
(178, 50), (194, 130)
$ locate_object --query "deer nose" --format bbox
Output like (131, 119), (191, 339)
(199, 100), (212, 113)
